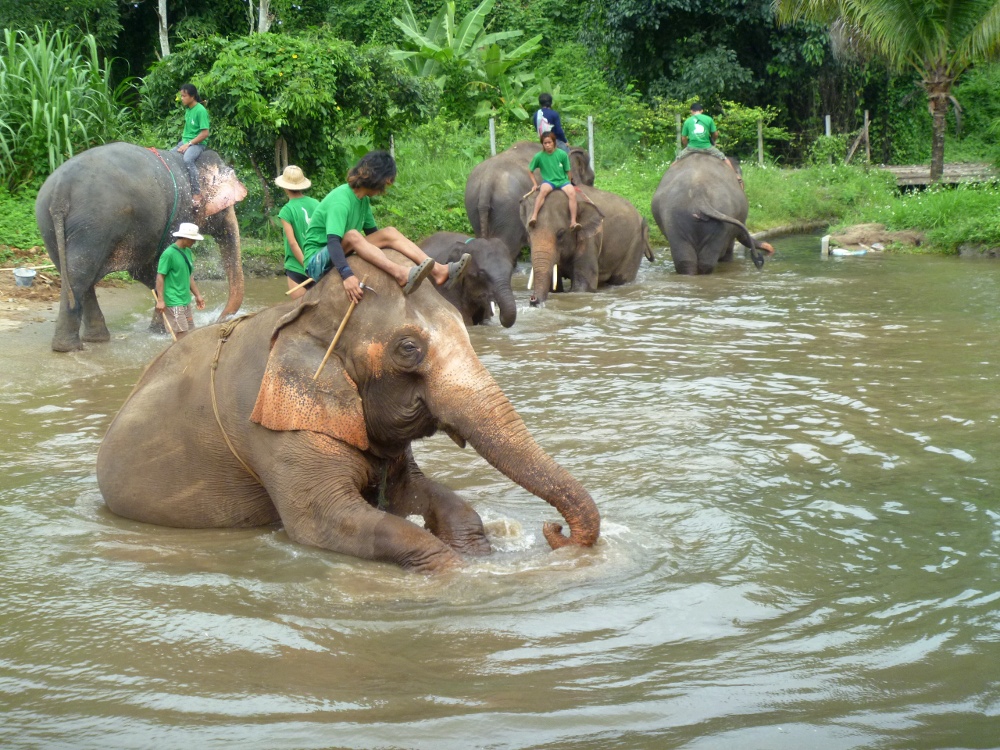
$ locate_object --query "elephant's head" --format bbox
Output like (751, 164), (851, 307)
(568, 147), (595, 187)
(195, 150), (248, 217)
(459, 237), (517, 327)
(519, 188), (604, 306)
(250, 252), (600, 550)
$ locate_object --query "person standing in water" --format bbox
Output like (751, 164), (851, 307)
(275, 165), (320, 299)
(155, 223), (205, 340)
(173, 83), (210, 209)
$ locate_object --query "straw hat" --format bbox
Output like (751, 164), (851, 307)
(275, 165), (312, 190)
(173, 222), (204, 241)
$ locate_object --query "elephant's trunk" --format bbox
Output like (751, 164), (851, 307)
(529, 234), (557, 307)
(209, 208), (245, 319)
(494, 277), (517, 328)
(427, 360), (600, 550)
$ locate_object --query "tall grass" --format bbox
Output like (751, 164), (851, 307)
(0, 27), (134, 190)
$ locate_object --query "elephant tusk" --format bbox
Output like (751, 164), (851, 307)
(552, 264), (558, 291)
(527, 268), (534, 289)
(490, 300), (497, 316)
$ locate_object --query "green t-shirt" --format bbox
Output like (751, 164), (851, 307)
(681, 113), (716, 149)
(278, 195), (320, 274)
(300, 183), (377, 266)
(182, 102), (210, 143)
(528, 149), (572, 187)
(156, 243), (195, 307)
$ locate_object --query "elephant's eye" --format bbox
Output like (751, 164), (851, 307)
(393, 337), (425, 368)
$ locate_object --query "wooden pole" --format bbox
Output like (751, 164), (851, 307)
(757, 118), (764, 166)
(587, 116), (594, 171)
(864, 110), (870, 163)
(151, 289), (177, 342)
(489, 118), (496, 156)
(675, 113), (682, 152)
(313, 276), (367, 380)
(825, 114), (832, 164)
(285, 277), (314, 295)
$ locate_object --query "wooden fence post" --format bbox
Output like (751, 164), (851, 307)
(825, 114), (832, 164)
(390, 134), (395, 160)
(864, 110), (870, 163)
(489, 118), (496, 156)
(757, 118), (764, 166)
(675, 113), (682, 152)
(588, 116), (594, 171)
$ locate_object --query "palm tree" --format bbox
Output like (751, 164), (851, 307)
(774, 0), (1000, 180)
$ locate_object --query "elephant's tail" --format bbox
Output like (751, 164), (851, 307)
(477, 190), (491, 237)
(693, 206), (765, 269)
(50, 206), (76, 308)
(641, 218), (654, 262)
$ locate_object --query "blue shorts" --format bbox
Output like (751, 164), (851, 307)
(544, 181), (570, 190)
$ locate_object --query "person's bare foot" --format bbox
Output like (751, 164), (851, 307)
(528, 217), (537, 228)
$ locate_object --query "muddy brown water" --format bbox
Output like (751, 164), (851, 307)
(1, 237), (998, 749)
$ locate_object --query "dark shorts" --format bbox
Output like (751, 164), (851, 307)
(286, 269), (313, 286)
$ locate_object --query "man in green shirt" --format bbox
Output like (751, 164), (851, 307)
(677, 102), (743, 188)
(526, 131), (579, 230)
(155, 222), (205, 340)
(172, 83), (211, 209)
(275, 165), (320, 299)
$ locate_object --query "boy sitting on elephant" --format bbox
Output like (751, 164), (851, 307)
(526, 131), (579, 231)
(303, 151), (470, 303)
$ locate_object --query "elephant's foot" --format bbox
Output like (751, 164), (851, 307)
(51, 333), (83, 352)
(81, 325), (111, 343)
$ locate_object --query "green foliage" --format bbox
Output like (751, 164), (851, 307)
(0, 186), (43, 249)
(716, 101), (790, 157)
(391, 0), (542, 121)
(0, 27), (135, 190)
(0, 0), (122, 52)
(808, 134), (849, 165)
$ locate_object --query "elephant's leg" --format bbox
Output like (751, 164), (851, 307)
(263, 435), (463, 572)
(383, 462), (491, 556)
(51, 281), (84, 352)
(80, 286), (110, 343)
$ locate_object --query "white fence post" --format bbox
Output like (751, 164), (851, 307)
(489, 118), (496, 156)
(825, 115), (832, 163)
(390, 134), (395, 160)
(675, 113), (682, 151)
(757, 118), (764, 166)
(587, 116), (594, 170)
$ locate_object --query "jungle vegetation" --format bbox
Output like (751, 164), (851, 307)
(1, 0), (1000, 257)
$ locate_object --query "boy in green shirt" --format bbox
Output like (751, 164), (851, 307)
(172, 83), (211, 209)
(275, 165), (320, 299)
(155, 222), (205, 340)
(677, 102), (743, 188)
(526, 131), (579, 230)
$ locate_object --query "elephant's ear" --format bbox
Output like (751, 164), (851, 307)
(250, 322), (369, 451)
(198, 155), (248, 217)
(575, 197), (605, 245)
(519, 193), (535, 229)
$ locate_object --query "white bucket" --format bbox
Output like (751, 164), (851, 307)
(13, 268), (36, 288)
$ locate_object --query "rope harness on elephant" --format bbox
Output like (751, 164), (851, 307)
(147, 147), (181, 254)
(210, 313), (262, 484)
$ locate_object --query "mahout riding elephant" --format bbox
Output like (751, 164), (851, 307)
(650, 153), (765, 275)
(96, 250), (600, 573)
(518, 185), (653, 307)
(465, 141), (595, 261)
(36, 142), (247, 352)
(419, 232), (517, 328)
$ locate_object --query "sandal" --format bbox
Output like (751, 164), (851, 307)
(442, 253), (471, 291)
(527, 218), (537, 229)
(403, 258), (434, 295)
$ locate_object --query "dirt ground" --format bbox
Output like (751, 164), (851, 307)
(0, 246), (61, 332)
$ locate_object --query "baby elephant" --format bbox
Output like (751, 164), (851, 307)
(419, 232), (517, 327)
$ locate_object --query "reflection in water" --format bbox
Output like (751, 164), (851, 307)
(1, 237), (999, 749)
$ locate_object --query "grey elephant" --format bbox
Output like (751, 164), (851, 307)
(465, 141), (595, 261)
(419, 232), (517, 328)
(96, 250), (600, 573)
(519, 184), (653, 307)
(36, 142), (247, 352)
(650, 153), (765, 275)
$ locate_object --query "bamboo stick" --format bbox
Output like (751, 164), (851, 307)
(151, 289), (177, 342)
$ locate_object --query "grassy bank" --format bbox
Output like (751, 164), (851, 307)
(4, 148), (999, 273)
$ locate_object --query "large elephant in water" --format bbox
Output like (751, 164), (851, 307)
(465, 141), (595, 261)
(419, 232), (517, 328)
(519, 185), (653, 306)
(36, 142), (247, 351)
(96, 250), (600, 573)
(651, 153), (765, 275)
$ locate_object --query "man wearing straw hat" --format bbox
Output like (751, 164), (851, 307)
(275, 165), (320, 299)
(155, 222), (206, 340)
